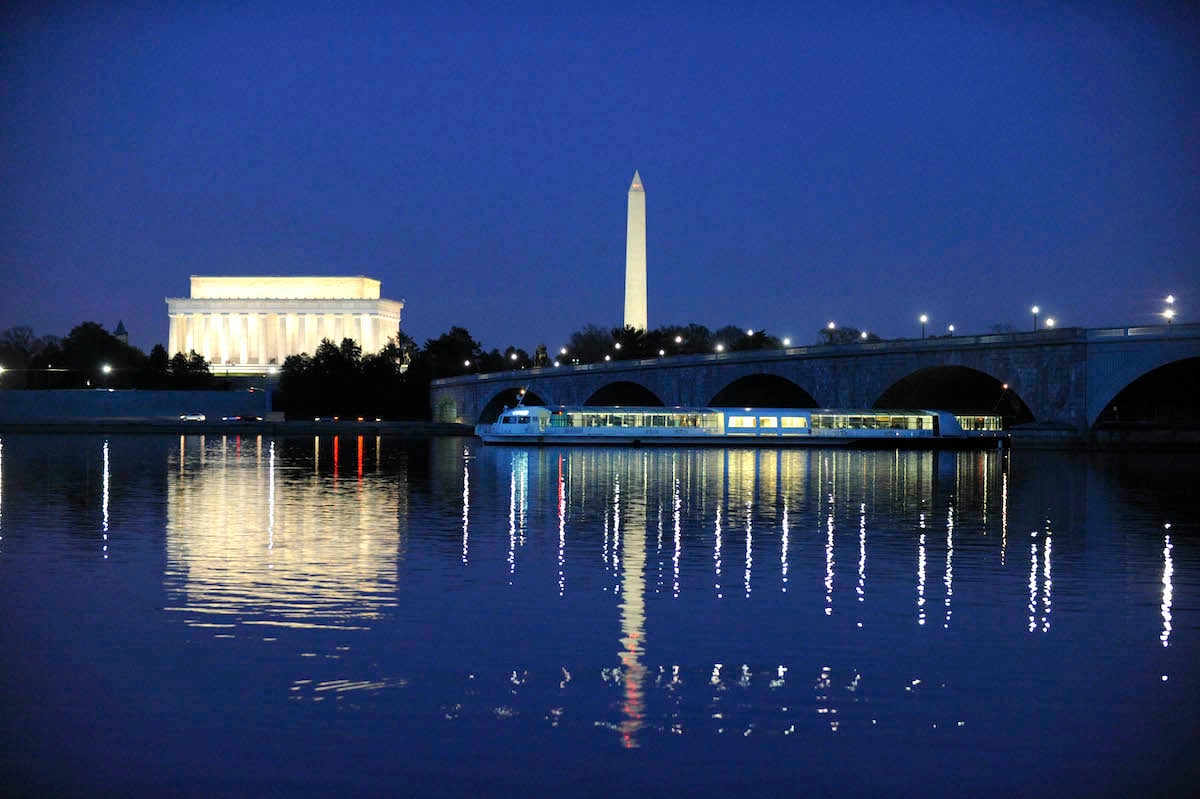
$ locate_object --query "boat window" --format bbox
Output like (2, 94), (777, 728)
(502, 416), (514, 424)
(956, 415), (1003, 431)
(728, 416), (756, 429)
(781, 416), (808, 428)
(759, 416), (778, 428)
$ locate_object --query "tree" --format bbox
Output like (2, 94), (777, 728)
(0, 326), (38, 387)
(566, 324), (613, 363)
(143, 344), (170, 388)
(611, 325), (646, 359)
(168, 350), (213, 388)
(423, 326), (483, 377)
(60, 322), (147, 388)
(655, 323), (713, 355)
(817, 326), (881, 345)
(0, 325), (37, 356)
(502, 345), (532, 369)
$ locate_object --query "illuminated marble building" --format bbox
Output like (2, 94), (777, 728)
(166, 276), (403, 374)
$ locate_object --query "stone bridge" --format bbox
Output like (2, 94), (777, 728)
(431, 324), (1200, 435)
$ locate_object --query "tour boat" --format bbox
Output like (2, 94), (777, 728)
(476, 405), (1009, 447)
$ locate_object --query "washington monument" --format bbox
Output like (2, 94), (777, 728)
(623, 170), (647, 331)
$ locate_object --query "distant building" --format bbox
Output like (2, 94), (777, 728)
(113, 320), (129, 344)
(166, 276), (404, 374)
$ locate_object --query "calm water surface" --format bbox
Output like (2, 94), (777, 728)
(0, 434), (1196, 797)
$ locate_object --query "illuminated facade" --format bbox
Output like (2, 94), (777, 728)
(623, 170), (647, 331)
(165, 276), (403, 374)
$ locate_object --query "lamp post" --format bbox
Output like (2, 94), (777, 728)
(782, 337), (791, 347)
(860, 330), (869, 340)
(919, 314), (928, 339)
(948, 324), (955, 336)
(1045, 318), (1055, 329)
(1031, 306), (1040, 331)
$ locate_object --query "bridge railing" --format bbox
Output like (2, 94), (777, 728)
(1087, 323), (1197, 339)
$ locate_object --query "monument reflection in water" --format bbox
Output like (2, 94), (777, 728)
(8, 431), (1178, 794)
(165, 435), (404, 633)
(481, 445), (1014, 747)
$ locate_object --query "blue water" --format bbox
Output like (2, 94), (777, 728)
(0, 434), (1196, 797)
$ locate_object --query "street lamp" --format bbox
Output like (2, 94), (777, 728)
(860, 330), (868, 340)
(560, 347), (568, 356)
(746, 329), (754, 336)
(463, 359), (471, 368)
(782, 337), (791, 347)
(715, 343), (725, 353)
(101, 364), (112, 374)
(1031, 305), (1040, 331)
(614, 342), (622, 350)
(948, 324), (955, 336)
(1045, 318), (1056, 329)
(827, 321), (836, 330)
(658, 349), (665, 356)
(674, 335), (683, 344)
(919, 314), (928, 339)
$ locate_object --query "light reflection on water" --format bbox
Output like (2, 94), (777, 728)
(0, 434), (1197, 795)
(164, 434), (403, 630)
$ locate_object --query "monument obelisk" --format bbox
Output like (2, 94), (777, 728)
(623, 170), (647, 331)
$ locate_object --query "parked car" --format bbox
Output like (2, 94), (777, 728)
(179, 413), (206, 421)
(221, 415), (263, 422)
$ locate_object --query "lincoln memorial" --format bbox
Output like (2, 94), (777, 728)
(166, 276), (403, 374)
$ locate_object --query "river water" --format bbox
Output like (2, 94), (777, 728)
(0, 433), (1196, 797)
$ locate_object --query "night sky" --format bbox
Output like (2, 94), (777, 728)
(2, 1), (1196, 354)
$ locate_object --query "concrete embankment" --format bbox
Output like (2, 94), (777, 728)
(1010, 425), (1200, 450)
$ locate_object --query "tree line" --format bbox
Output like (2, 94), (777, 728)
(3, 319), (890, 419)
(0, 323), (215, 390)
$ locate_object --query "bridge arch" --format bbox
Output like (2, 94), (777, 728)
(874, 365), (1035, 425)
(708, 373), (818, 408)
(584, 380), (664, 406)
(1091, 356), (1200, 429)
(478, 387), (549, 424)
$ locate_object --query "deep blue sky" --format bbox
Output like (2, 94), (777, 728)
(2, 1), (1196, 353)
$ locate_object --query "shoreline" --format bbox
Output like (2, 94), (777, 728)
(1, 419), (1195, 450)
(0, 419), (474, 436)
